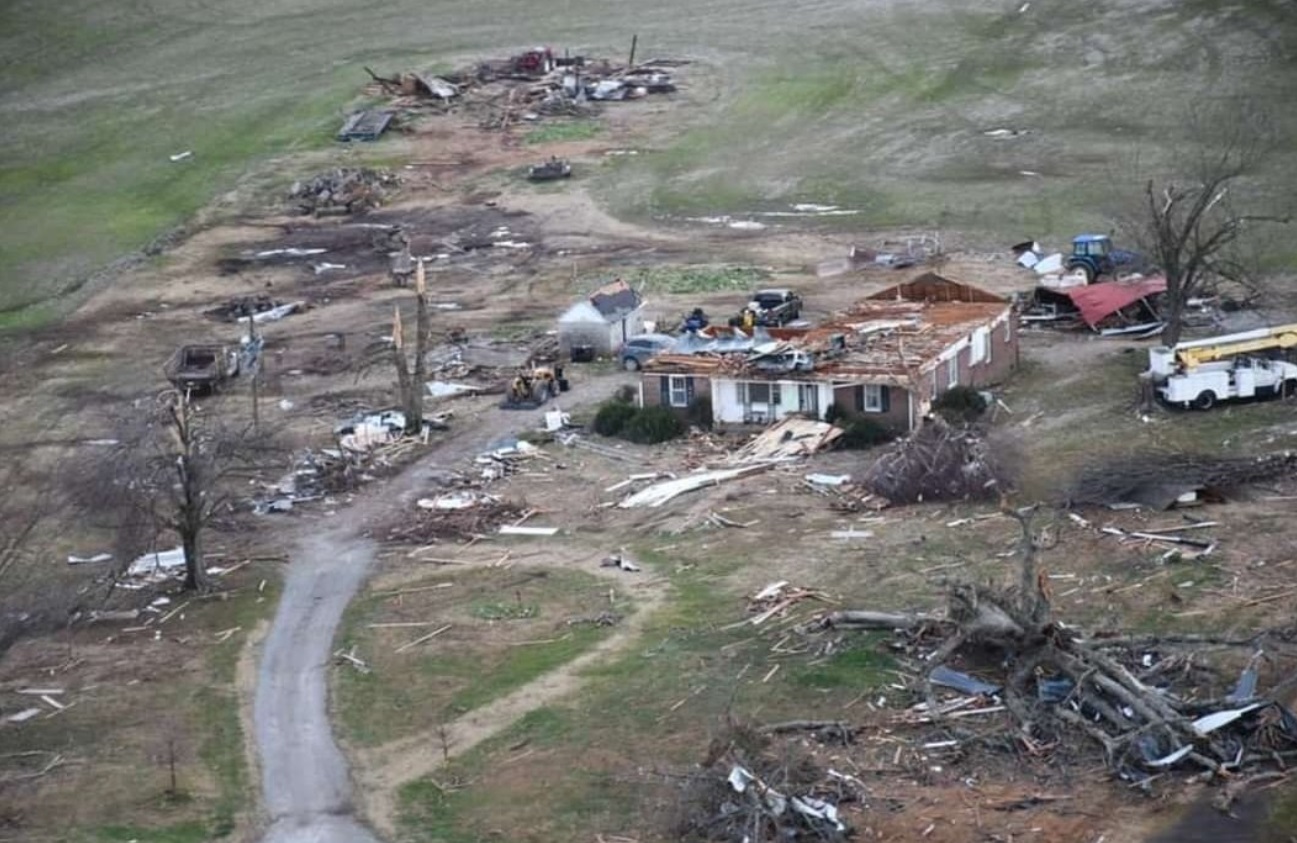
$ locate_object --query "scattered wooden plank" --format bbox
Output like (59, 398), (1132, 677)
(372, 583), (455, 598)
(498, 525), (559, 537)
(394, 624), (452, 654)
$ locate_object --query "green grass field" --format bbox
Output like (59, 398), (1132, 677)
(2, 0), (1294, 323)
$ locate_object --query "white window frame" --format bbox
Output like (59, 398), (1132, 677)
(947, 357), (959, 389)
(862, 384), (884, 413)
(668, 375), (690, 408)
(971, 327), (989, 366)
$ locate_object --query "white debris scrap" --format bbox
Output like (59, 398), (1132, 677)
(128, 547), (186, 577)
(67, 553), (113, 565)
(239, 301), (302, 324)
(426, 381), (481, 398)
(618, 465), (769, 509)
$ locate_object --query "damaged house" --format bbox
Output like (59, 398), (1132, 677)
(640, 274), (1018, 431)
(557, 279), (646, 358)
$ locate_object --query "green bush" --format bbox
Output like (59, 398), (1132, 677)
(932, 385), (988, 424)
(622, 406), (685, 444)
(592, 400), (638, 436)
(838, 418), (894, 450)
(685, 396), (714, 430)
(823, 402), (848, 425)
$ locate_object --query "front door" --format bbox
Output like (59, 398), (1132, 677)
(798, 383), (819, 417)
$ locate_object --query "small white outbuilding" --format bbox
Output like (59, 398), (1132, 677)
(557, 279), (645, 357)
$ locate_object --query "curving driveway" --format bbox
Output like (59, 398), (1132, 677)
(254, 529), (383, 843)
(249, 373), (629, 843)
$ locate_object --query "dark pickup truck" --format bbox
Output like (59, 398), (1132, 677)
(749, 288), (803, 326)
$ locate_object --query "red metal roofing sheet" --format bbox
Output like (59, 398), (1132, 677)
(1063, 276), (1167, 328)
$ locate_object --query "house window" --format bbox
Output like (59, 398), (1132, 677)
(659, 375), (695, 408)
(739, 382), (780, 405)
(947, 357), (959, 389)
(856, 384), (890, 414)
(668, 375), (690, 408)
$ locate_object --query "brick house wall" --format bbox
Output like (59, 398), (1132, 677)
(831, 384), (913, 431)
(640, 373), (711, 414)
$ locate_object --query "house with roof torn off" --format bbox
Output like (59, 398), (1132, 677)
(639, 273), (1018, 432)
(557, 279), (646, 357)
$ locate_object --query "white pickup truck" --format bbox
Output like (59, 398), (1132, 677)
(1151, 351), (1297, 409)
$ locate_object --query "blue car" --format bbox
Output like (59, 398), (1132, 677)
(620, 334), (676, 371)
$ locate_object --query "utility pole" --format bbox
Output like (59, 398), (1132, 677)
(246, 315), (262, 432)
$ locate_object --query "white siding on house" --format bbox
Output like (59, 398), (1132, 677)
(711, 379), (829, 424)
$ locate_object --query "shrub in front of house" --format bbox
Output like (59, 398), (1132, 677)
(932, 385), (988, 425)
(824, 402), (849, 425)
(592, 400), (639, 436)
(621, 405), (685, 444)
(838, 418), (895, 450)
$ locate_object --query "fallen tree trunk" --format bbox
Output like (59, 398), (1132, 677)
(808, 609), (940, 631)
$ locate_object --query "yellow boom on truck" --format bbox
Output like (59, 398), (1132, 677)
(1171, 323), (1297, 368)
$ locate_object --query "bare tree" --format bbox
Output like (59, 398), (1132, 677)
(106, 390), (282, 592)
(1121, 104), (1290, 346)
(364, 257), (432, 435)
(0, 466), (60, 653)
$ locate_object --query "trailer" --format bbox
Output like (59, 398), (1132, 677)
(337, 110), (394, 142)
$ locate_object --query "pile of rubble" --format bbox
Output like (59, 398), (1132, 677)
(288, 167), (400, 216)
(364, 50), (684, 130)
(380, 438), (554, 543)
(672, 722), (854, 842)
(386, 492), (530, 544)
(205, 294), (279, 322)
(248, 410), (451, 514)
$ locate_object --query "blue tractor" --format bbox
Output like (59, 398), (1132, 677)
(1066, 234), (1142, 283)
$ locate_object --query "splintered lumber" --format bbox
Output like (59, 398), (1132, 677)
(394, 623), (452, 653)
(619, 464), (770, 508)
(729, 418), (843, 463)
(498, 525), (559, 536)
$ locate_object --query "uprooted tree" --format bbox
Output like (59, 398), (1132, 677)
(362, 257), (432, 436)
(804, 506), (1297, 782)
(1120, 102), (1290, 347)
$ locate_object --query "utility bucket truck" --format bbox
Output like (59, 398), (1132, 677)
(1149, 323), (1297, 409)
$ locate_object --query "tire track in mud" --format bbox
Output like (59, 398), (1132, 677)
(351, 576), (668, 838)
